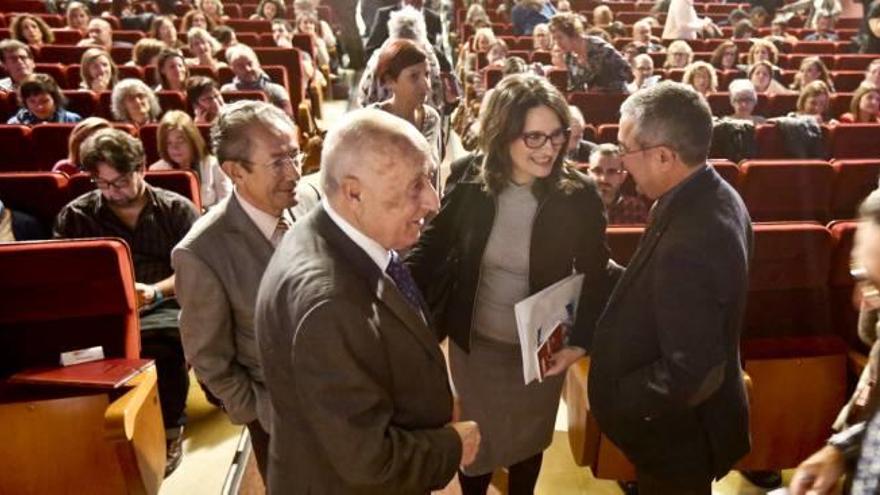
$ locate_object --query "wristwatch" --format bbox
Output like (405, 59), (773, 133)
(827, 422), (867, 460)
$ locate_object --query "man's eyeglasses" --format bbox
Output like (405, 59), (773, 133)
(521, 128), (570, 149)
(244, 150), (304, 175)
(91, 173), (133, 190)
(618, 143), (665, 159)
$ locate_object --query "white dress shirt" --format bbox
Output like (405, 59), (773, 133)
(235, 189), (294, 247)
(322, 197), (391, 272)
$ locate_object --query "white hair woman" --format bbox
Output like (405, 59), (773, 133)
(111, 78), (161, 127)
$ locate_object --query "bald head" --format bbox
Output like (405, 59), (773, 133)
(321, 108), (432, 198)
(321, 108), (439, 250)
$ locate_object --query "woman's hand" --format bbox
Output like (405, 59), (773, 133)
(543, 346), (586, 377)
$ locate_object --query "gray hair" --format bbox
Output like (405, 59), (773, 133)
(111, 78), (160, 122)
(187, 27), (222, 54)
(388, 6), (428, 42)
(633, 53), (654, 68)
(321, 108), (431, 196)
(211, 99), (296, 168)
(728, 78), (757, 103)
(619, 81), (712, 167)
(225, 43), (260, 67)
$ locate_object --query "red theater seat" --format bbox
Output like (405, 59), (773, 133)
(62, 90), (97, 119)
(569, 92), (628, 126)
(738, 159), (834, 222)
(0, 126), (34, 171)
(828, 220), (860, 350)
(221, 90), (268, 104)
(709, 159), (740, 186)
(31, 123), (76, 169)
(830, 124), (880, 159)
(0, 172), (69, 227)
(830, 159), (880, 220)
(606, 226), (643, 265)
(744, 223), (833, 339)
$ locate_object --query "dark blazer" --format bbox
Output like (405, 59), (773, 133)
(407, 168), (613, 353)
(365, 4), (442, 57)
(589, 166), (753, 482)
(172, 195), (275, 428)
(255, 205), (461, 494)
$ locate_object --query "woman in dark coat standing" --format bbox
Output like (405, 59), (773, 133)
(407, 73), (612, 494)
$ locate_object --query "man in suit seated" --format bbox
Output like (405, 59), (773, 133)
(256, 108), (480, 493)
(172, 100), (301, 480)
(54, 128), (199, 477)
(589, 82), (753, 494)
(365, 0), (442, 59)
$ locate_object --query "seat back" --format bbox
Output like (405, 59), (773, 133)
(831, 124), (880, 159)
(828, 220), (861, 350)
(738, 159), (834, 222)
(0, 125), (34, 171)
(0, 238), (140, 378)
(830, 159), (880, 220)
(31, 123), (76, 169)
(0, 172), (69, 227)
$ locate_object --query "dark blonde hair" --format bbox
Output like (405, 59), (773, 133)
(479, 73), (576, 196)
(80, 48), (119, 89)
(796, 80), (832, 115)
(850, 83), (880, 120)
(791, 56), (834, 91)
(548, 12), (584, 39)
(155, 49), (189, 89)
(157, 110), (208, 168)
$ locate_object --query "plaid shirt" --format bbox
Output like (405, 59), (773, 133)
(53, 184), (198, 284)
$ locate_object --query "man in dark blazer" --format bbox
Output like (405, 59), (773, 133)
(172, 100), (301, 479)
(589, 82), (753, 494)
(364, 0), (442, 58)
(255, 108), (480, 493)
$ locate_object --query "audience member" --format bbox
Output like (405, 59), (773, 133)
(633, 19), (665, 52)
(710, 41), (745, 75)
(7, 74), (82, 125)
(683, 61), (718, 96)
(222, 44), (293, 117)
(549, 13), (633, 92)
(0, 197), (48, 241)
(407, 73), (610, 495)
(591, 81), (752, 494)
(65, 1), (91, 36)
(198, 0), (230, 27)
(750, 6), (770, 27)
(583, 143), (650, 224)
(511, 0), (555, 36)
(357, 7), (445, 110)
(0, 40), (35, 93)
(293, 0), (338, 54)
(256, 107), (475, 493)
(728, 78), (767, 123)
(130, 38), (166, 67)
(792, 79), (837, 124)
(733, 18), (758, 39)
(149, 111), (231, 208)
(862, 59), (880, 87)
(173, 100), (300, 485)
(52, 117), (112, 174)
(155, 50), (189, 92)
(533, 23), (553, 51)
(750, 60), (793, 95)
(54, 127), (199, 478)
(79, 48), (118, 92)
(840, 83), (880, 122)
(747, 39), (780, 66)
(664, 40), (694, 69)
(181, 9), (215, 33)
(186, 76), (225, 125)
(766, 17), (799, 44)
(370, 40), (442, 165)
(804, 10), (840, 40)
(365, 0), (443, 58)
(78, 18), (127, 51)
(185, 28), (227, 71)
(10, 14), (54, 50)
(150, 16), (184, 50)
(628, 53), (661, 92)
(294, 12), (332, 68)
(567, 104), (598, 159)
(593, 4), (614, 28)
(863, 0), (880, 53)
(112, 78), (162, 127)
(213, 26), (239, 51)
(250, 0), (286, 21)
(790, 56), (835, 91)
(465, 3), (491, 29)
(663, 0), (713, 40)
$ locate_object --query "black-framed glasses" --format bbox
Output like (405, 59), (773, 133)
(91, 172), (133, 190)
(521, 128), (570, 149)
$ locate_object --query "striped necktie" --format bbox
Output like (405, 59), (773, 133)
(271, 216), (291, 248)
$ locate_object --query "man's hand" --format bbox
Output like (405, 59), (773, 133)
(134, 282), (156, 308)
(449, 421), (481, 468)
(789, 445), (845, 495)
(543, 346), (587, 377)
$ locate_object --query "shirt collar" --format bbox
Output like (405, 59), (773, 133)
(234, 188), (293, 243)
(321, 197), (392, 272)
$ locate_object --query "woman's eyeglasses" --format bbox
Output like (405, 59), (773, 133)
(521, 128), (570, 149)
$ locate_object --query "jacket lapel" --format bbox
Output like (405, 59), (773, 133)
(225, 194), (276, 258)
(314, 207), (446, 367)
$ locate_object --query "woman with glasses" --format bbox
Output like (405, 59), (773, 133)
(149, 110), (231, 209)
(369, 39), (443, 166)
(407, 73), (611, 495)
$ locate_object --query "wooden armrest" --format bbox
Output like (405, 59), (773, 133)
(104, 365), (157, 442)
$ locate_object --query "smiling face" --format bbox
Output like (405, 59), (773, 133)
(3, 47), (35, 83)
(230, 53), (260, 83)
(272, 23), (292, 45)
(229, 123), (301, 216)
(803, 92), (829, 116)
(262, 1), (278, 19)
(87, 55), (112, 89)
(124, 91), (152, 125)
(158, 20), (177, 46)
(161, 56), (187, 89)
(859, 90), (880, 120)
(68, 7), (90, 32)
(508, 105), (566, 185)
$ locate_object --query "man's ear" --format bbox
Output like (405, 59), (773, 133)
(340, 175), (362, 204)
(221, 160), (247, 183)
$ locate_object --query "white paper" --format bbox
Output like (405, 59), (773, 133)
(514, 273), (584, 385)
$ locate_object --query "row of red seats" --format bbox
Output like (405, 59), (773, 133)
(0, 170), (203, 226)
(570, 92), (870, 124)
(0, 121), (222, 170)
(0, 62), (288, 94)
